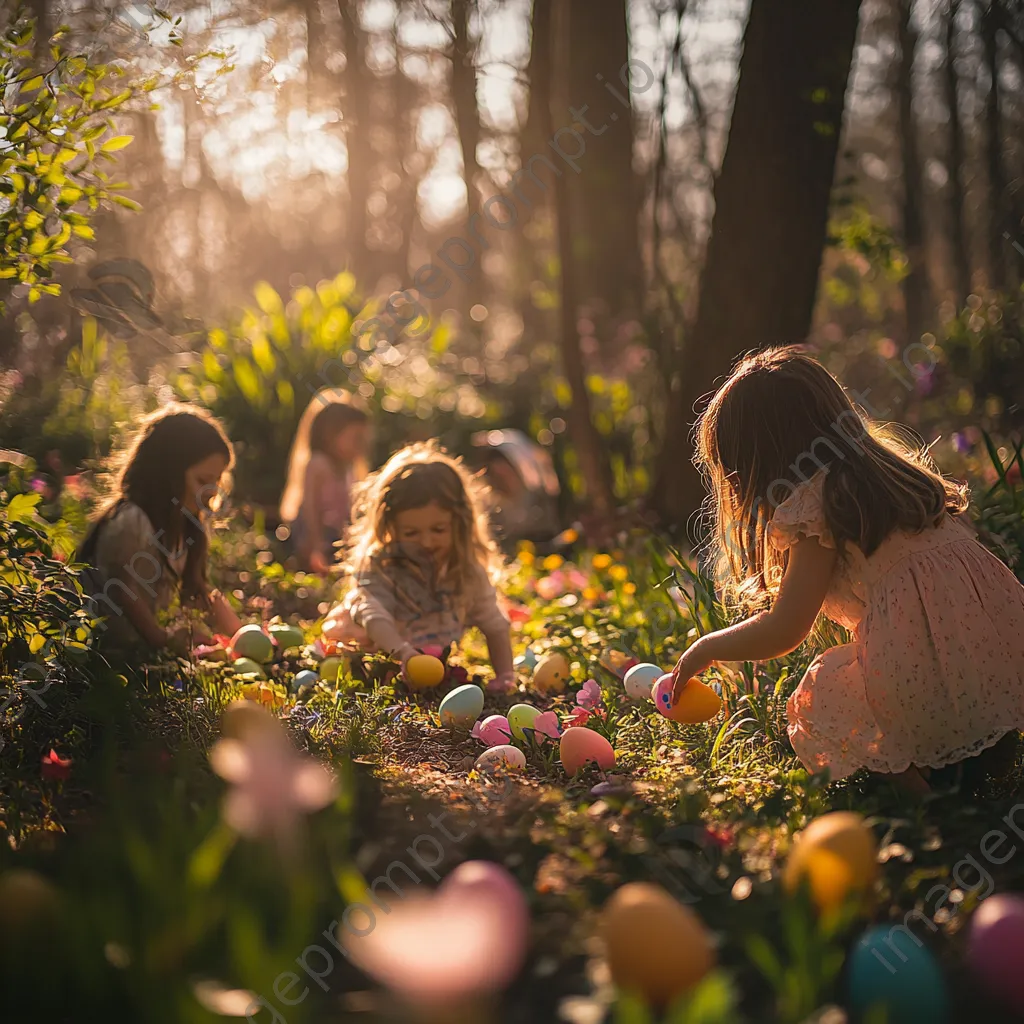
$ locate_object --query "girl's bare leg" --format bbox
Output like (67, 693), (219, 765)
(879, 765), (931, 797)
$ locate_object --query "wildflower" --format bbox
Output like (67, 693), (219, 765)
(41, 749), (72, 781)
(592, 553), (613, 571)
(533, 711), (561, 740)
(535, 571), (566, 601)
(576, 679), (602, 710)
(518, 549), (534, 567)
(345, 861), (527, 1010)
(567, 569), (589, 591)
(608, 564), (629, 583)
(561, 528), (579, 544)
(565, 707), (592, 728)
(210, 706), (337, 851)
(582, 587), (599, 602)
(623, 582), (637, 595)
(542, 554), (564, 571)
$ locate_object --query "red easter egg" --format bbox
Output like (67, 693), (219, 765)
(559, 727), (615, 775)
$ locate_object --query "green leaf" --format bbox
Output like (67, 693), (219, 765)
(6, 492), (43, 524)
(232, 357), (262, 404)
(110, 194), (141, 211)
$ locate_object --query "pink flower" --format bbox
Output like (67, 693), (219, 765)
(568, 569), (589, 590)
(470, 722), (483, 740)
(533, 711), (561, 740)
(344, 861), (528, 1009)
(576, 679), (602, 710)
(41, 749), (72, 781)
(503, 603), (531, 625)
(421, 645), (445, 659)
(535, 571), (566, 601)
(210, 708), (337, 854)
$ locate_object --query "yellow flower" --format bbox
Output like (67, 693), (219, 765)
(623, 582), (637, 595)
(519, 540), (535, 554)
(518, 549), (535, 567)
(542, 554), (564, 571)
(561, 528), (579, 544)
(592, 553), (612, 571)
(582, 587), (599, 602)
(609, 564), (629, 582)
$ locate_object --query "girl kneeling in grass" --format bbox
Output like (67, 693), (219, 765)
(669, 347), (1024, 794)
(320, 441), (515, 692)
(78, 405), (242, 655)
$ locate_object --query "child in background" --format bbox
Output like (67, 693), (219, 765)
(280, 388), (370, 575)
(669, 346), (1024, 794)
(78, 405), (242, 654)
(320, 441), (515, 691)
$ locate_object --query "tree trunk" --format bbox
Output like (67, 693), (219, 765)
(944, 0), (972, 309)
(650, 0), (863, 533)
(339, 0), (371, 284)
(304, 0), (327, 112)
(548, 0), (614, 521)
(451, 0), (482, 291)
(982, 0), (1009, 291)
(558, 0), (640, 345)
(896, 0), (929, 343)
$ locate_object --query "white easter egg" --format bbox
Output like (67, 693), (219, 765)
(623, 662), (663, 701)
(474, 745), (527, 772)
(439, 684), (485, 728)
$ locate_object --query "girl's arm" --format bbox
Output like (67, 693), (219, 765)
(468, 578), (515, 685)
(299, 457), (329, 570)
(671, 536), (838, 697)
(481, 621), (514, 681)
(206, 589), (242, 637)
(110, 569), (192, 653)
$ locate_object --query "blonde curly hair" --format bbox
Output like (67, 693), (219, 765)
(344, 440), (503, 594)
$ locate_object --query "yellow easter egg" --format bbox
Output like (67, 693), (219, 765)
(601, 882), (715, 1008)
(405, 654), (446, 690)
(532, 652), (571, 695)
(783, 811), (878, 914)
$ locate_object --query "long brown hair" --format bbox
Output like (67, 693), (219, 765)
(694, 347), (969, 612)
(345, 440), (502, 597)
(79, 404), (233, 604)
(279, 389), (369, 523)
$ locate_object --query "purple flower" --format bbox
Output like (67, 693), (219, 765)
(30, 477), (47, 494)
(576, 679), (602, 710)
(953, 431), (970, 454)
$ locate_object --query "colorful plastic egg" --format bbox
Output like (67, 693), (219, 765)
(406, 653), (446, 690)
(291, 669), (318, 693)
(532, 651), (571, 695)
(231, 657), (266, 679)
(601, 882), (714, 1008)
(439, 684), (485, 728)
(514, 648), (539, 672)
(507, 703), (541, 742)
(478, 715), (513, 746)
(559, 727), (615, 775)
(268, 623), (304, 652)
(623, 663), (662, 701)
(968, 893), (1024, 1010)
(474, 745), (527, 772)
(847, 924), (949, 1023)
(783, 811), (878, 915)
(231, 624), (274, 664)
(319, 655), (344, 684)
(652, 674), (722, 724)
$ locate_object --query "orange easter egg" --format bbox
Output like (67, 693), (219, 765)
(652, 674), (722, 724)
(405, 654), (445, 690)
(601, 882), (715, 1008)
(783, 811), (878, 914)
(532, 652), (571, 695)
(559, 727), (615, 775)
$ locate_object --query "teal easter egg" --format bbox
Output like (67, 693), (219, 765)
(623, 662), (662, 701)
(231, 624), (274, 664)
(439, 684), (485, 728)
(269, 623), (305, 652)
(507, 703), (541, 743)
(231, 657), (266, 679)
(291, 669), (318, 693)
(847, 924), (949, 1024)
(514, 648), (539, 672)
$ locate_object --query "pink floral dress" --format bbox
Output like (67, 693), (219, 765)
(769, 471), (1024, 780)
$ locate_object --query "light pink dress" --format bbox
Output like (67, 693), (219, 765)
(770, 470), (1024, 780)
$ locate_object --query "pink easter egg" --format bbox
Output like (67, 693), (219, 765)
(968, 893), (1024, 1010)
(559, 727), (615, 776)
(478, 715), (512, 747)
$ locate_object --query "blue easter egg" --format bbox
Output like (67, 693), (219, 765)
(514, 648), (539, 672)
(847, 924), (949, 1024)
(291, 669), (318, 693)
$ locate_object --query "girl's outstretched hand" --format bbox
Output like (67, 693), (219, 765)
(670, 637), (716, 704)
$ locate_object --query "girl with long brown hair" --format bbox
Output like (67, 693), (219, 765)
(669, 347), (1024, 793)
